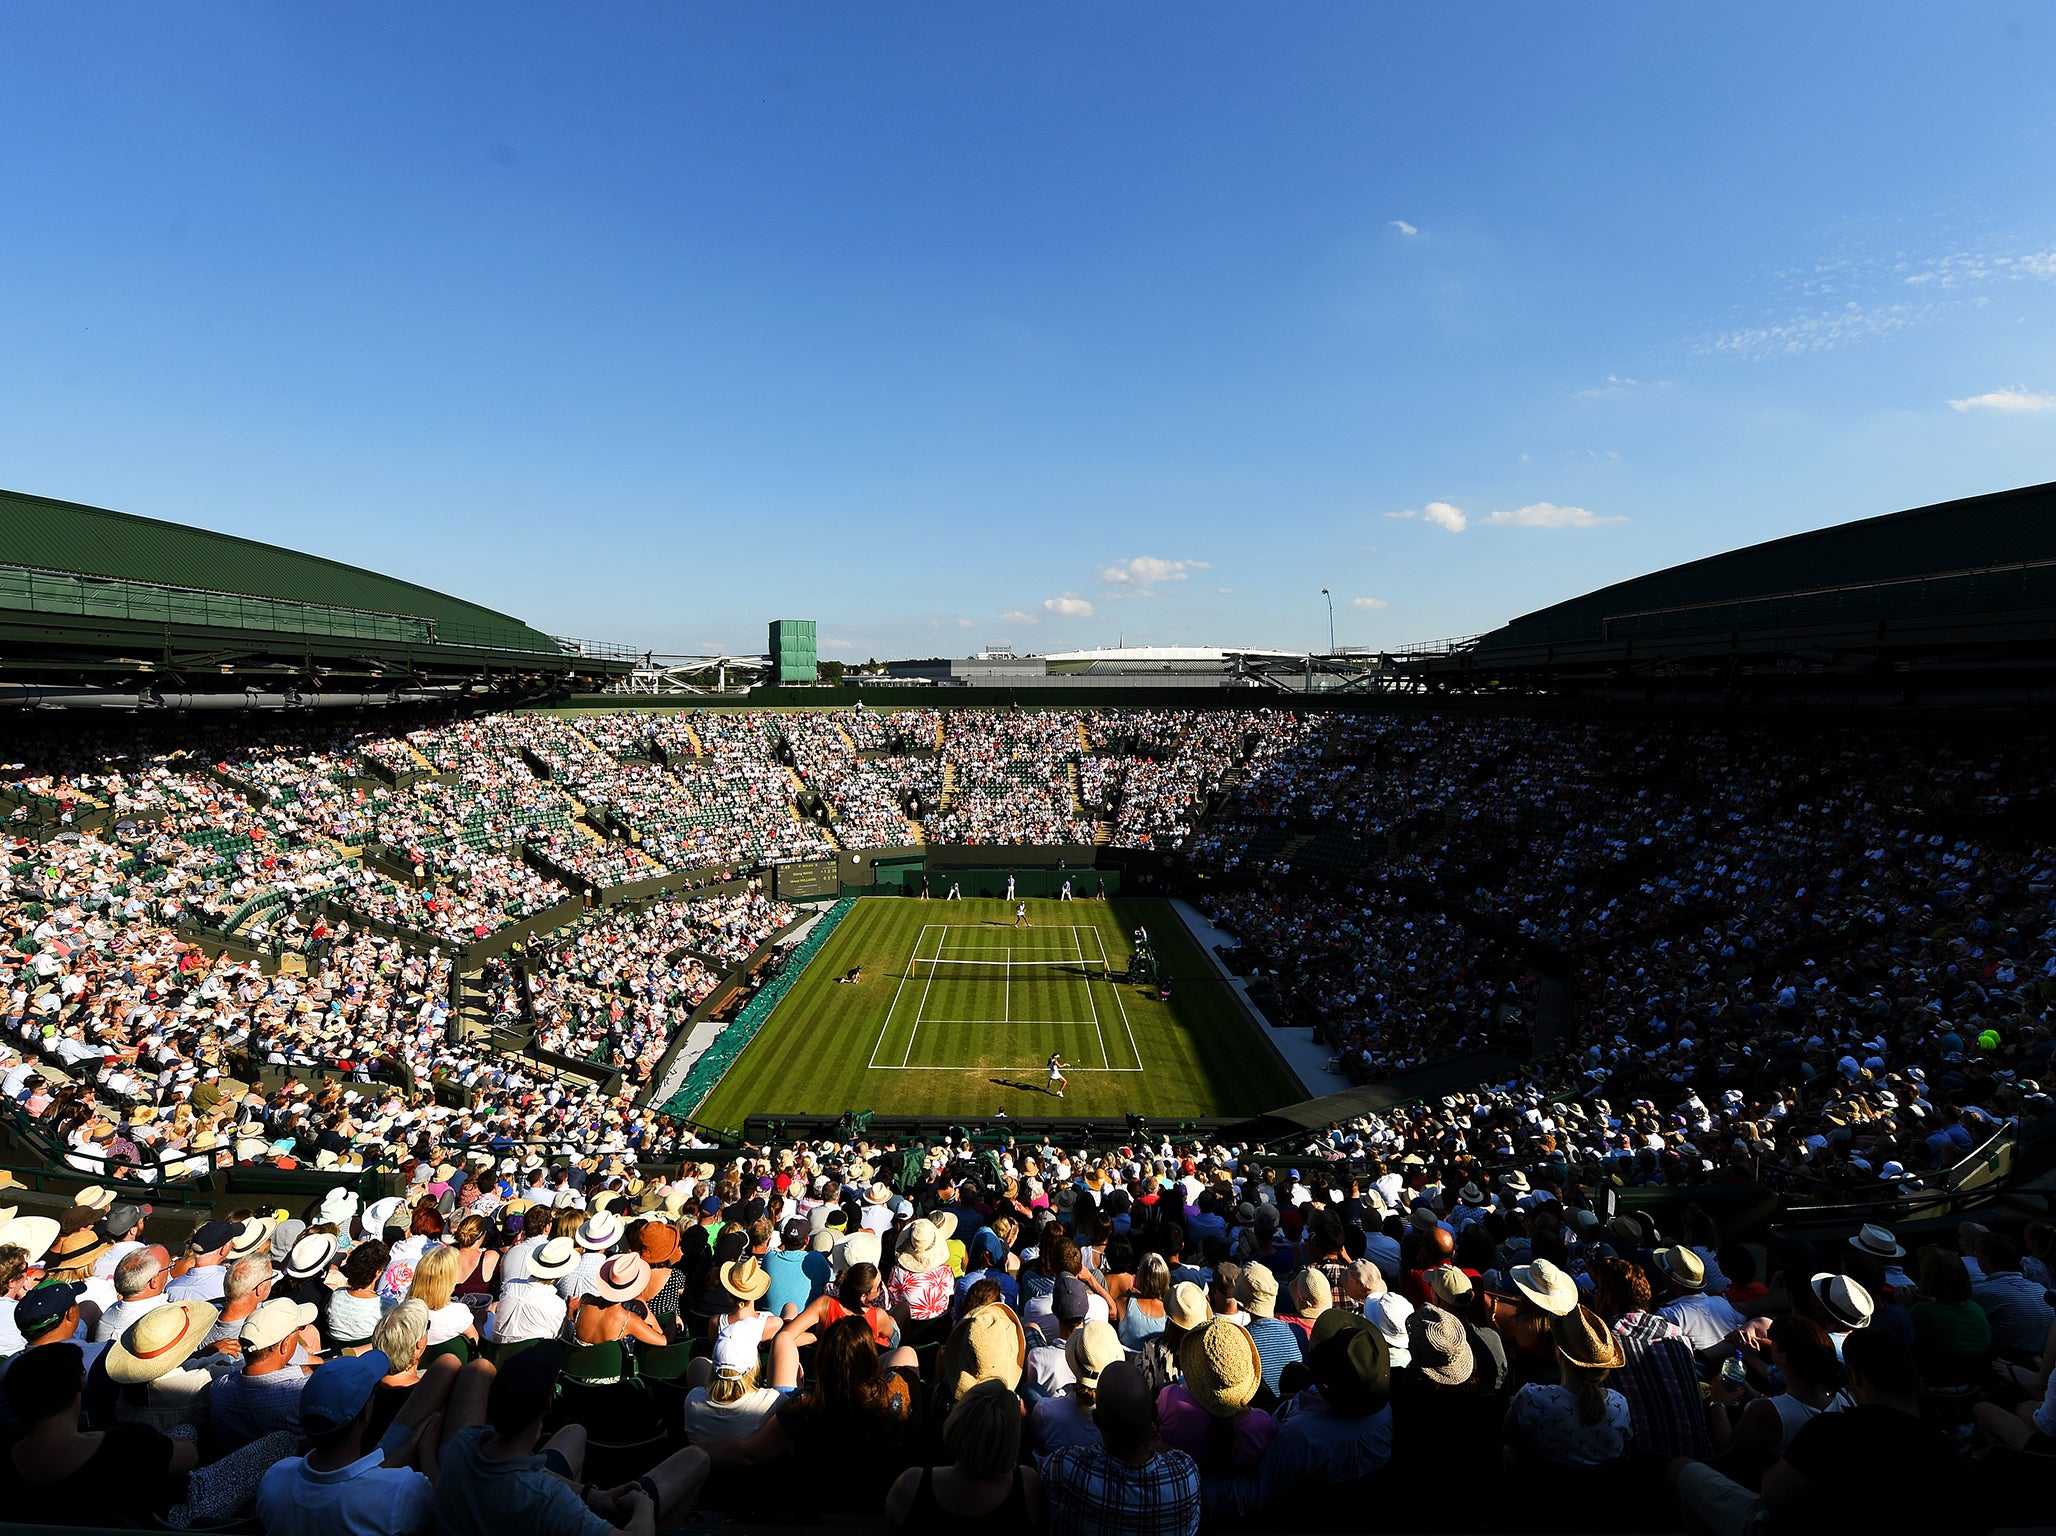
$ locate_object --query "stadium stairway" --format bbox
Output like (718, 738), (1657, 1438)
(683, 720), (706, 757)
(403, 741), (436, 771)
(1074, 719), (1091, 751)
(933, 715), (945, 750)
(905, 815), (927, 844)
(938, 760), (956, 809)
(1094, 819), (1113, 846)
(1066, 759), (1086, 818)
(452, 968), (496, 1043)
(834, 720), (857, 751)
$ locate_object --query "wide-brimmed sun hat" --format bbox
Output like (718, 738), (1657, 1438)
(284, 1232), (338, 1280)
(1409, 1304), (1474, 1387)
(1510, 1258), (1579, 1317)
(0, 1216), (61, 1264)
(941, 1301), (1028, 1399)
(577, 1211), (623, 1252)
(719, 1255), (771, 1303)
(591, 1253), (651, 1303)
(895, 1218), (950, 1274)
(1063, 1319), (1125, 1392)
(1180, 1316), (1261, 1417)
(1166, 1281), (1210, 1330)
(107, 1300), (218, 1384)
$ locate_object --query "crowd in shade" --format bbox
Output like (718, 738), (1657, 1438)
(0, 1122), (2042, 1532)
(0, 709), (2052, 1528)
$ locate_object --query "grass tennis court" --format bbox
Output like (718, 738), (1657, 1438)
(691, 896), (1296, 1124)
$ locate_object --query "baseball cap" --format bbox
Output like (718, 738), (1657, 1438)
(1053, 1274), (1092, 1324)
(16, 1281), (85, 1337)
(189, 1219), (238, 1253)
(699, 1196), (723, 1216)
(300, 1350), (391, 1440)
(102, 1204), (150, 1239)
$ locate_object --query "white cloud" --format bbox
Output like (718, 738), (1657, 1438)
(1482, 502), (1625, 529)
(1100, 557), (1208, 589)
(999, 609), (1037, 625)
(1948, 386), (2056, 414)
(822, 638), (857, 651)
(1575, 374), (1669, 399)
(1383, 501), (1468, 532)
(1043, 595), (1095, 618)
(1350, 597), (1389, 611)
(1213, 586), (1234, 596)
(1390, 219), (1418, 237)
(956, 617), (976, 628)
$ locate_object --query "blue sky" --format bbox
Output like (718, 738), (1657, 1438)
(3, 6), (2053, 660)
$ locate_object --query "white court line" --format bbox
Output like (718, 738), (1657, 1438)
(867, 922), (931, 1069)
(901, 924), (947, 1069)
(872, 1063), (1143, 1072)
(1075, 926), (1111, 1069)
(1003, 946), (1010, 1024)
(1085, 926), (1144, 1072)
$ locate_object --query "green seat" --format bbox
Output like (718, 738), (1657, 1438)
(490, 1336), (543, 1367)
(562, 1339), (629, 1383)
(420, 1336), (471, 1367)
(633, 1342), (696, 1382)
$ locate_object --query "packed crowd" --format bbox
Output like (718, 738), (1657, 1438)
(0, 1112), (2042, 1533)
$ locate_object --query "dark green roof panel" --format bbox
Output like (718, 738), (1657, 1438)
(1481, 480), (2056, 649)
(0, 488), (555, 652)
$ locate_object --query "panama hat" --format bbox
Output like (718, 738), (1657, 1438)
(0, 1215), (61, 1264)
(1180, 1316), (1261, 1416)
(1166, 1280), (1210, 1330)
(1063, 1319), (1125, 1392)
(71, 1185), (115, 1213)
(1849, 1224), (1905, 1259)
(941, 1301), (1028, 1399)
(719, 1255), (771, 1303)
(1810, 1272), (1875, 1331)
(1553, 1305), (1625, 1372)
(284, 1232), (338, 1280)
(227, 1219), (275, 1261)
(864, 1182), (893, 1205)
(107, 1300), (218, 1384)
(1654, 1246), (1706, 1292)
(1499, 1169), (1530, 1193)
(1510, 1258), (1578, 1317)
(895, 1218), (950, 1275)
(591, 1253), (650, 1303)
(1409, 1304), (1474, 1387)
(576, 1211), (623, 1252)
(527, 1236), (579, 1280)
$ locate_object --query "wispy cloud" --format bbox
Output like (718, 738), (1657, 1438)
(1390, 219), (1418, 237)
(957, 617), (976, 628)
(1350, 596), (1389, 611)
(1482, 502), (1625, 529)
(1100, 557), (1209, 590)
(1385, 501), (1468, 533)
(999, 609), (1037, 625)
(1698, 300), (1940, 361)
(1948, 386), (2056, 413)
(1576, 374), (1668, 399)
(1043, 595), (1094, 618)
(1212, 586), (1234, 596)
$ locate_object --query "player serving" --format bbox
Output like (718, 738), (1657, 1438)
(1047, 1052), (1068, 1098)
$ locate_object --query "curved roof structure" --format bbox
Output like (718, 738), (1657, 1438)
(0, 487), (554, 649)
(1480, 479), (2056, 650)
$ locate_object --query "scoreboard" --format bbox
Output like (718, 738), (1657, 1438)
(775, 860), (840, 900)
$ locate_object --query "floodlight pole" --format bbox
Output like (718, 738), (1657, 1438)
(1320, 588), (1334, 656)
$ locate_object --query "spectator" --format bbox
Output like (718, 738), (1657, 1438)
(1043, 1361), (1199, 1536)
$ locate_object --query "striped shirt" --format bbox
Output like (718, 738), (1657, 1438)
(1611, 1310), (1711, 1458)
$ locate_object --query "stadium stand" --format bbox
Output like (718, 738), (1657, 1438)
(0, 486), (2053, 1532)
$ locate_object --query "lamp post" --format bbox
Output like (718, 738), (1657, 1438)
(1320, 588), (1334, 655)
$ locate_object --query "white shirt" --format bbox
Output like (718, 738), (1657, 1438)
(492, 1279), (568, 1346)
(1657, 1291), (1746, 1353)
(93, 1292), (169, 1344)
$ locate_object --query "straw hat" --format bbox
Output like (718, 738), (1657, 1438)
(1166, 1281), (1210, 1330)
(107, 1300), (218, 1384)
(227, 1219), (275, 1261)
(71, 1186), (115, 1213)
(1510, 1258), (1578, 1317)
(1180, 1316), (1261, 1416)
(591, 1253), (651, 1303)
(1063, 1319), (1125, 1392)
(1849, 1224), (1905, 1260)
(1553, 1305), (1625, 1372)
(833, 1230), (881, 1276)
(284, 1233), (338, 1280)
(527, 1236), (579, 1280)
(719, 1255), (771, 1303)
(895, 1218), (950, 1275)
(1654, 1246), (1706, 1293)
(576, 1211), (623, 1252)
(941, 1301), (1028, 1399)
(1409, 1305), (1474, 1387)
(1291, 1267), (1332, 1320)
(1810, 1272), (1875, 1332)
(0, 1216), (61, 1263)
(864, 1181), (893, 1205)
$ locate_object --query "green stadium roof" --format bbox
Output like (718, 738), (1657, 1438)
(0, 486), (556, 652)
(1480, 479), (2056, 650)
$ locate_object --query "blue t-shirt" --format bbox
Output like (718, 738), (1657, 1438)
(764, 1247), (830, 1315)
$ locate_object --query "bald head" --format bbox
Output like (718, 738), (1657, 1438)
(1422, 1226), (1455, 1265)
